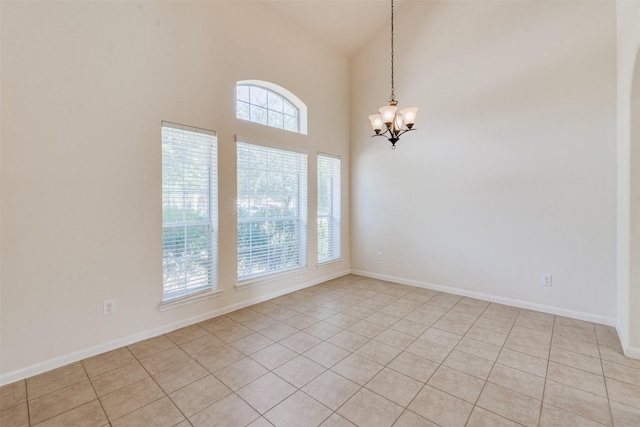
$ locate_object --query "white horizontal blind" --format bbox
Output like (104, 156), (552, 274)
(317, 154), (341, 263)
(237, 141), (308, 280)
(162, 122), (217, 301)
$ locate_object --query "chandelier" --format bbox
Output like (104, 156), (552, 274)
(368, 0), (418, 149)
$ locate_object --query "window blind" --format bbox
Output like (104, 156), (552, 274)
(162, 121), (217, 301)
(317, 154), (341, 263)
(237, 141), (308, 281)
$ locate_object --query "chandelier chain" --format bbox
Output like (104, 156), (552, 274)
(390, 0), (395, 102)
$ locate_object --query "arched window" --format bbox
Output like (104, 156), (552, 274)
(236, 80), (307, 135)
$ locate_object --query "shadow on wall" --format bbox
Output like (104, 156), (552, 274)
(631, 47), (640, 350)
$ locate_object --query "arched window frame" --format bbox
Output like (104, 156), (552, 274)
(236, 80), (308, 135)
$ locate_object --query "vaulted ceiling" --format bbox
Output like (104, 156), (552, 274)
(263, 0), (408, 58)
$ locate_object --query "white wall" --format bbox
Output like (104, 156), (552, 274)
(351, 1), (618, 323)
(0, 0), (350, 383)
(616, 0), (640, 357)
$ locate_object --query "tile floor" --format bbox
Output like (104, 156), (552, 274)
(1, 274), (640, 426)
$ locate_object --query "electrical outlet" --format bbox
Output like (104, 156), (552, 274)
(377, 251), (383, 261)
(104, 299), (116, 315)
(541, 274), (552, 286)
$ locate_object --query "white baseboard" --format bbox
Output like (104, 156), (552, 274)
(616, 325), (640, 360)
(0, 270), (350, 386)
(350, 269), (617, 327)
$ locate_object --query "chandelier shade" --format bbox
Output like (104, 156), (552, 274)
(369, 0), (418, 149)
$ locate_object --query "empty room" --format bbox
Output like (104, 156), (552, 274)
(1, 0), (640, 426)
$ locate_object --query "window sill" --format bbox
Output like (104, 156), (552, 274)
(235, 266), (309, 290)
(316, 258), (344, 269)
(158, 289), (222, 312)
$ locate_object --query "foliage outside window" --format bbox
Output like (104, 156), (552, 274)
(162, 122), (217, 301)
(237, 140), (308, 281)
(317, 154), (341, 263)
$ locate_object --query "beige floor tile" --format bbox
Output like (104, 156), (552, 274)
(0, 402), (29, 427)
(198, 315), (237, 334)
(421, 328), (462, 348)
(388, 351), (438, 383)
(539, 403), (608, 427)
(549, 346), (602, 375)
(443, 349), (494, 380)
(90, 361), (149, 397)
(265, 390), (332, 427)
(610, 400), (640, 427)
(547, 361), (607, 397)
(599, 345), (640, 370)
(128, 335), (176, 359)
(477, 382), (541, 426)
(214, 357), (267, 391)
(355, 340), (401, 365)
(319, 413), (357, 427)
(427, 293), (462, 309)
(304, 321), (344, 340)
(443, 309), (480, 326)
(169, 374), (231, 417)
(343, 306), (376, 320)
(403, 311), (440, 327)
(331, 353), (383, 386)
(374, 329), (415, 349)
(26, 363), (87, 400)
(366, 368), (423, 407)
(543, 380), (612, 426)
(189, 393), (260, 427)
(606, 377), (640, 409)
(237, 372), (296, 414)
(514, 315), (554, 333)
(551, 334), (600, 358)
(466, 406), (521, 427)
(595, 324), (621, 349)
(347, 320), (386, 339)
(327, 330), (370, 352)
(304, 341), (350, 368)
(247, 416), (277, 427)
(258, 322), (299, 341)
(305, 306), (339, 320)
(509, 325), (552, 345)
(455, 337), (501, 362)
(603, 360), (640, 386)
(405, 337), (452, 363)
(194, 344), (244, 373)
(427, 365), (485, 403)
(238, 312), (279, 331)
(474, 317), (513, 335)
(338, 388), (403, 427)
(465, 326), (508, 347)
(180, 334), (226, 357)
(280, 331), (323, 353)
(99, 377), (164, 421)
(29, 379), (96, 425)
(503, 335), (550, 360)
(497, 348), (548, 377)
(230, 333), (274, 355)
(488, 363), (545, 400)
(111, 396), (184, 427)
(82, 347), (136, 378)
(0, 380), (26, 411)
(432, 318), (472, 336)
(166, 324), (209, 345)
(389, 319), (429, 337)
(250, 343), (298, 370)
(274, 355), (326, 388)
(302, 370), (361, 410)
(153, 359), (209, 394)
(213, 322), (254, 343)
(554, 324), (597, 344)
(139, 347), (191, 375)
(285, 314), (321, 330)
(380, 304), (412, 319)
(408, 385), (473, 427)
(392, 410), (439, 427)
(364, 312), (400, 328)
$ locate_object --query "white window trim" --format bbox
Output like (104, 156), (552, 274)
(236, 79), (308, 135)
(158, 288), (223, 312)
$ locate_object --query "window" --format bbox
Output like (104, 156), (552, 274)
(317, 154), (341, 263)
(237, 140), (308, 281)
(162, 122), (217, 301)
(236, 80), (308, 134)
